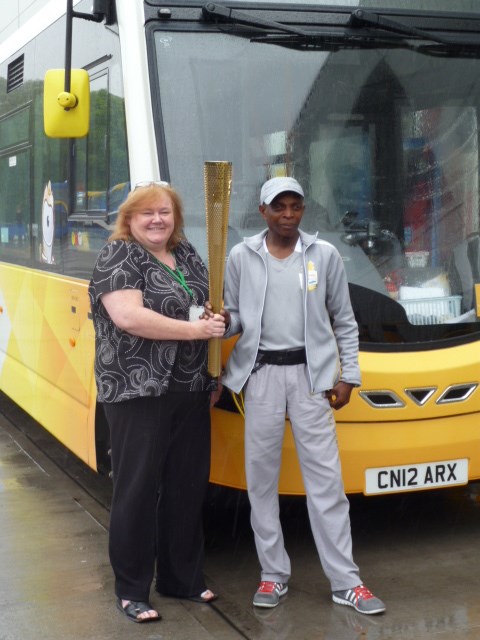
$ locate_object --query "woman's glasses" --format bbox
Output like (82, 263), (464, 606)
(134, 180), (170, 190)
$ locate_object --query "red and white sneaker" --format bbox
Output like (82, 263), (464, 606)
(253, 581), (288, 608)
(332, 584), (385, 615)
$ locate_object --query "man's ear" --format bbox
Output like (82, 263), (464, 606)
(259, 204), (269, 224)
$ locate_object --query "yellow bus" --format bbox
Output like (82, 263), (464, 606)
(2, 0), (480, 495)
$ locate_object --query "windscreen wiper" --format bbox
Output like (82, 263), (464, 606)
(202, 3), (401, 50)
(202, 3), (309, 36)
(202, 3), (480, 54)
(349, 9), (452, 45)
(349, 9), (479, 48)
(203, 3), (461, 44)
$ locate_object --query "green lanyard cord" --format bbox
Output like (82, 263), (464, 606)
(157, 260), (194, 298)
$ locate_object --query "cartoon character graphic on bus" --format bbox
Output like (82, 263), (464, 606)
(41, 181), (55, 264)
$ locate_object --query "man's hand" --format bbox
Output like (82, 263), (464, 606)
(325, 381), (355, 410)
(210, 379), (224, 408)
(202, 301), (231, 330)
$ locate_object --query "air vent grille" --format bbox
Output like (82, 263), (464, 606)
(7, 55), (24, 92)
(359, 390), (404, 408)
(359, 383), (477, 409)
(404, 387), (437, 406)
(436, 383), (477, 404)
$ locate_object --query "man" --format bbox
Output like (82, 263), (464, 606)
(221, 177), (385, 615)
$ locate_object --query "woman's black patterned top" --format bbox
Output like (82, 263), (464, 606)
(88, 239), (214, 403)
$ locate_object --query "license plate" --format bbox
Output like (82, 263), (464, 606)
(365, 458), (468, 495)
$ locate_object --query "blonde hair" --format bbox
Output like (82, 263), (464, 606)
(109, 183), (185, 250)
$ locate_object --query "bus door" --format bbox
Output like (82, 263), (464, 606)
(32, 70), (113, 412)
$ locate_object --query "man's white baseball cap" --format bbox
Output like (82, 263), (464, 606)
(260, 177), (304, 205)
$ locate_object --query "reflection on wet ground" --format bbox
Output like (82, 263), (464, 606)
(203, 479), (480, 639)
(1, 403), (480, 639)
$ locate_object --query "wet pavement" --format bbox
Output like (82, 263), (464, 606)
(204, 485), (480, 640)
(1, 399), (480, 639)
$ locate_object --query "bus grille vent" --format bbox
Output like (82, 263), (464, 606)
(359, 384), (477, 409)
(7, 55), (24, 92)
(359, 390), (404, 408)
(404, 387), (437, 406)
(436, 383), (477, 404)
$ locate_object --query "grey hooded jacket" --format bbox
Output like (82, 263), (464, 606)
(222, 228), (361, 395)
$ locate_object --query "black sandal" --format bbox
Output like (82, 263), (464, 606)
(116, 597), (162, 623)
(187, 589), (219, 603)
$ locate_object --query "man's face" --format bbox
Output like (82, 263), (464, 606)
(260, 192), (305, 239)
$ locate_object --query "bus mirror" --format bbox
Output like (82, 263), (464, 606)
(44, 69), (90, 138)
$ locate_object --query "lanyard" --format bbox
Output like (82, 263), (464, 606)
(156, 258), (194, 298)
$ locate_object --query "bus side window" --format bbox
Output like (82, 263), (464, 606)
(73, 71), (129, 219)
(0, 109), (31, 263)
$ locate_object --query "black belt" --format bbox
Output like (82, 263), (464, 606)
(256, 348), (306, 366)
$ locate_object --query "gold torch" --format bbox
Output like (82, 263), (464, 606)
(204, 161), (232, 377)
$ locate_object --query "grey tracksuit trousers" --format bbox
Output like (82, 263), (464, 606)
(244, 363), (361, 591)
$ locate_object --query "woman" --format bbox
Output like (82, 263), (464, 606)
(88, 182), (226, 623)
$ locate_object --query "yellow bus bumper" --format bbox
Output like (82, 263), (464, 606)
(210, 407), (480, 495)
